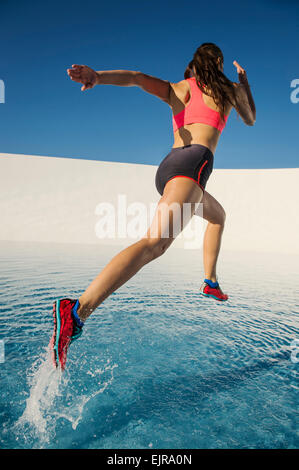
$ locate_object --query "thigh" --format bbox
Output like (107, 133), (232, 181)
(143, 177), (203, 243)
(195, 189), (226, 224)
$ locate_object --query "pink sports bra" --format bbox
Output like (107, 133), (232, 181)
(172, 77), (228, 134)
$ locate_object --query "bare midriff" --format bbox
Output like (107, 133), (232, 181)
(172, 123), (222, 155)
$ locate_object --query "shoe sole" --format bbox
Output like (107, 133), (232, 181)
(199, 292), (228, 301)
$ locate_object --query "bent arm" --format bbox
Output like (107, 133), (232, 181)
(242, 81), (256, 121)
(233, 82), (256, 126)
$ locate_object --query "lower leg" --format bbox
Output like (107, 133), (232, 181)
(77, 238), (155, 321)
(203, 221), (224, 283)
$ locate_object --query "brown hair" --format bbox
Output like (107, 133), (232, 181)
(184, 42), (236, 123)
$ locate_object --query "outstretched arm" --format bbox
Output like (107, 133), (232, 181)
(67, 65), (171, 104)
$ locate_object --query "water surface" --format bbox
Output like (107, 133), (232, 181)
(0, 241), (298, 449)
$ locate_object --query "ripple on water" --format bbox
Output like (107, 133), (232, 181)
(0, 243), (298, 449)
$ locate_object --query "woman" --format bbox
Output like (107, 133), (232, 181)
(50, 42), (256, 370)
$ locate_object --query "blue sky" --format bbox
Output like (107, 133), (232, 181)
(0, 0), (298, 168)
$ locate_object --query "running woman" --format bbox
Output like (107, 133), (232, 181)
(50, 42), (256, 369)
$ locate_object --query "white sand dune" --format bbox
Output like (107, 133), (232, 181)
(1, 153), (298, 254)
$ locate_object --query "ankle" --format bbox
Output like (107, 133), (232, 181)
(205, 275), (217, 283)
(204, 278), (219, 289)
(77, 297), (94, 322)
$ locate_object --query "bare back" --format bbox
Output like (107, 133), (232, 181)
(169, 79), (234, 154)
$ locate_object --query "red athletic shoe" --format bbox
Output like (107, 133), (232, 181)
(49, 298), (83, 370)
(199, 280), (228, 301)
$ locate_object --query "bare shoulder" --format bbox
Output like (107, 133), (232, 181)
(169, 79), (190, 108)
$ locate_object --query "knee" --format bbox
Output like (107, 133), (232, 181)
(220, 207), (226, 226)
(143, 237), (173, 261)
(212, 207), (226, 227)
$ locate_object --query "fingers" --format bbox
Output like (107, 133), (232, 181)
(67, 71), (81, 80)
(233, 60), (242, 70)
(67, 67), (81, 74)
(81, 82), (93, 91)
(67, 65), (83, 77)
(233, 60), (245, 73)
(66, 64), (94, 90)
(67, 66), (81, 78)
(69, 76), (82, 83)
(67, 66), (83, 84)
(67, 72), (81, 84)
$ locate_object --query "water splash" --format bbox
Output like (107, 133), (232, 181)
(14, 348), (63, 446)
(54, 360), (118, 431)
(14, 347), (118, 447)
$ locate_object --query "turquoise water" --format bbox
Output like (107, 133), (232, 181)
(0, 241), (298, 449)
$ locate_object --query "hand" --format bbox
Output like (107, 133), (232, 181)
(233, 60), (248, 85)
(67, 64), (99, 91)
